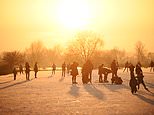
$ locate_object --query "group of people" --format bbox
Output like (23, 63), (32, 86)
(123, 60), (154, 73)
(98, 60), (122, 84)
(12, 59), (150, 94)
(13, 62), (38, 81)
(129, 62), (149, 94)
(51, 62), (71, 77)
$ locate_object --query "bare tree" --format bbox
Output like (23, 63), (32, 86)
(25, 41), (46, 66)
(135, 41), (146, 62)
(46, 45), (63, 66)
(2, 51), (25, 68)
(66, 31), (103, 63)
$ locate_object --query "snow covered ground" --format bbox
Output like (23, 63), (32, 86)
(0, 69), (154, 115)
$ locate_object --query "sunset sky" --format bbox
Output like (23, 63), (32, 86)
(0, 0), (154, 52)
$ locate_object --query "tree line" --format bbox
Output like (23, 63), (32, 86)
(0, 31), (153, 75)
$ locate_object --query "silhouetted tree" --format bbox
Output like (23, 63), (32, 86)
(46, 45), (63, 66)
(2, 51), (25, 69)
(66, 31), (103, 63)
(25, 41), (46, 66)
(135, 41), (146, 62)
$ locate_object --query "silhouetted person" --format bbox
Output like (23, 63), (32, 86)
(150, 60), (154, 72)
(34, 62), (38, 78)
(129, 63), (135, 78)
(25, 62), (30, 80)
(137, 61), (142, 67)
(19, 64), (23, 74)
(70, 62), (78, 84)
(123, 61), (129, 72)
(135, 63), (148, 91)
(98, 64), (104, 83)
(67, 63), (70, 74)
(52, 63), (56, 75)
(98, 64), (112, 83)
(82, 61), (90, 84)
(87, 60), (93, 82)
(62, 62), (66, 77)
(111, 60), (118, 84)
(82, 60), (93, 84)
(13, 67), (17, 80)
(129, 63), (137, 94)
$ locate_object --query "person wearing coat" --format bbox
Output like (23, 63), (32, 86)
(111, 60), (118, 84)
(25, 62), (30, 80)
(62, 62), (66, 77)
(34, 62), (38, 78)
(129, 63), (138, 94)
(13, 67), (17, 80)
(135, 63), (148, 91)
(70, 62), (78, 84)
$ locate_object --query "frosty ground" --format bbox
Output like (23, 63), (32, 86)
(0, 69), (154, 115)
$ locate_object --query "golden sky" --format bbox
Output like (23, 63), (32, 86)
(0, 0), (154, 52)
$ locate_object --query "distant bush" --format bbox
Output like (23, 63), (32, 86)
(0, 62), (12, 75)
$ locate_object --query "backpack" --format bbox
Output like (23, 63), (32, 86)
(115, 77), (123, 84)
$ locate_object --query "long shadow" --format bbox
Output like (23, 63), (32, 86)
(145, 82), (154, 88)
(144, 72), (154, 74)
(84, 84), (105, 100)
(0, 80), (30, 90)
(68, 85), (80, 97)
(135, 94), (154, 105)
(0, 80), (14, 84)
(59, 77), (65, 82)
(102, 83), (130, 92)
(138, 90), (154, 97)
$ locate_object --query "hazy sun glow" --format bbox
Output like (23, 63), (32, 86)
(0, 0), (154, 52)
(56, 0), (92, 30)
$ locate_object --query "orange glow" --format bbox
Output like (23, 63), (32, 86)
(0, 0), (154, 52)
(56, 0), (92, 30)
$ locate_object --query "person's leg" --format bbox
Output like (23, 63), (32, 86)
(127, 67), (128, 72)
(72, 76), (74, 83)
(111, 73), (114, 84)
(35, 72), (37, 78)
(64, 70), (65, 77)
(104, 74), (108, 82)
(141, 80), (148, 90)
(99, 75), (102, 83)
(123, 67), (126, 72)
(74, 75), (77, 83)
(89, 71), (92, 82)
(26, 73), (27, 80)
(28, 72), (30, 80)
(62, 70), (63, 76)
(14, 74), (16, 80)
(150, 67), (152, 72)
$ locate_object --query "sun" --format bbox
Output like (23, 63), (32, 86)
(56, 0), (92, 30)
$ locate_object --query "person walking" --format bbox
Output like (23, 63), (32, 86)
(129, 63), (137, 94)
(70, 62), (78, 84)
(34, 62), (38, 78)
(13, 67), (17, 80)
(135, 63), (149, 91)
(52, 63), (56, 75)
(19, 64), (23, 74)
(25, 62), (30, 80)
(67, 63), (70, 74)
(123, 61), (129, 72)
(62, 62), (66, 77)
